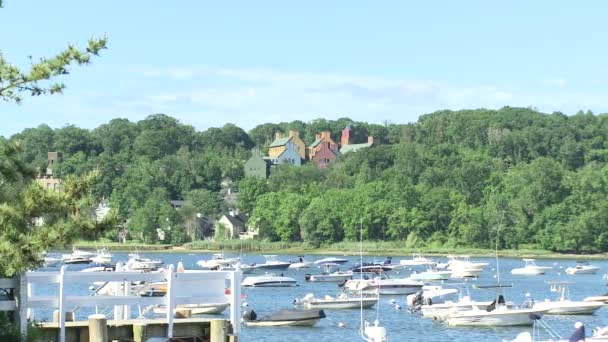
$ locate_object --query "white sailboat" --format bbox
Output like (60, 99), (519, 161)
(510, 259), (552, 276)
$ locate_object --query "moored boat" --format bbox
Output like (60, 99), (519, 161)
(399, 253), (436, 267)
(533, 281), (604, 315)
(314, 257), (349, 266)
(288, 256), (313, 269)
(243, 309), (326, 327)
(294, 293), (377, 310)
(242, 273), (297, 287)
(343, 276), (423, 295)
(565, 261), (600, 275)
(253, 255), (291, 270)
(510, 259), (552, 276)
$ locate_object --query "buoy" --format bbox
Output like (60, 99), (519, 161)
(242, 302), (249, 307)
(525, 292), (531, 297)
(177, 261), (185, 273)
(338, 322), (345, 328)
(395, 305), (401, 310)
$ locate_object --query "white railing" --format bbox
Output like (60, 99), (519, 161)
(17, 263), (242, 342)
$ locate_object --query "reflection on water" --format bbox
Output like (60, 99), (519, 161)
(37, 253), (608, 342)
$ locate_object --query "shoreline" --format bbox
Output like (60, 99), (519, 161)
(69, 241), (608, 260)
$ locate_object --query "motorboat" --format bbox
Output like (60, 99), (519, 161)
(565, 261), (600, 275)
(294, 293), (377, 310)
(80, 265), (115, 273)
(409, 267), (452, 281)
(584, 293), (608, 304)
(409, 287), (508, 320)
(70, 247), (97, 258)
(153, 302), (230, 315)
(343, 276), (424, 295)
(241, 273), (297, 287)
(533, 281), (604, 315)
(446, 285), (548, 326)
(243, 309), (326, 327)
(305, 270), (353, 282)
(399, 253), (436, 267)
(314, 257), (349, 266)
(90, 248), (113, 265)
(62, 256), (92, 265)
(351, 258), (394, 273)
(510, 259), (553, 276)
(196, 253), (240, 270)
(444, 255), (488, 278)
(127, 254), (164, 271)
(219, 264), (254, 274)
(406, 285), (458, 306)
(252, 255), (291, 270)
(288, 256), (313, 269)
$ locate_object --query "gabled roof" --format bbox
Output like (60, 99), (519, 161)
(340, 142), (372, 155)
(269, 137), (292, 148)
(222, 213), (247, 228)
(309, 138), (323, 148)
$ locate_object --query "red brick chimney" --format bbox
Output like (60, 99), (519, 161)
(341, 125), (352, 146)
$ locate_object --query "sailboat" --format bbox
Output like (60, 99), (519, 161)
(358, 219), (388, 342)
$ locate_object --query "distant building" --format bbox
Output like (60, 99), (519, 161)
(218, 211), (248, 239)
(37, 151), (63, 192)
(244, 148), (273, 179)
(339, 125), (379, 155)
(311, 141), (341, 168)
(268, 132), (302, 166)
(308, 130), (339, 160)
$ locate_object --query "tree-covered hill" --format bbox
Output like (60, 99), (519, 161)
(8, 107), (608, 252)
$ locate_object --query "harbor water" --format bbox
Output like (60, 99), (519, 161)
(40, 252), (608, 341)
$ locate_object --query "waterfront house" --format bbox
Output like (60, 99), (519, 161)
(244, 148), (273, 179)
(218, 211), (248, 239)
(308, 130), (340, 168)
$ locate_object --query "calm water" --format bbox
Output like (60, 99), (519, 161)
(38, 252), (608, 342)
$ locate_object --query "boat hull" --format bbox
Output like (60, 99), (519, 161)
(565, 267), (599, 275)
(447, 308), (547, 326)
(305, 274), (352, 282)
(303, 299), (377, 310)
(534, 301), (604, 315)
(242, 281), (297, 287)
(244, 318), (321, 327)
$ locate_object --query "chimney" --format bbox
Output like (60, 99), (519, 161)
(288, 130), (299, 138)
(368, 136), (379, 145)
(341, 125), (352, 146)
(321, 131), (331, 140)
(274, 132), (284, 140)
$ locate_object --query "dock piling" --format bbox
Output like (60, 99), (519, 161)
(88, 314), (108, 342)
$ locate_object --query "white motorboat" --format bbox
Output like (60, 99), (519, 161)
(305, 270), (353, 282)
(62, 255), (92, 265)
(153, 302), (230, 315)
(419, 296), (502, 320)
(443, 255), (488, 278)
(219, 264), (254, 274)
(196, 253), (240, 270)
(242, 273), (297, 287)
(584, 293), (608, 304)
(253, 255), (291, 270)
(511, 259), (553, 276)
(446, 285), (548, 326)
(406, 285), (458, 306)
(343, 276), (424, 295)
(314, 257), (349, 265)
(565, 261), (600, 275)
(127, 254), (164, 271)
(294, 293), (377, 310)
(243, 309), (326, 327)
(399, 253), (436, 267)
(90, 248), (113, 265)
(533, 281), (604, 315)
(80, 266), (114, 273)
(288, 256), (313, 269)
(70, 247), (97, 258)
(409, 267), (452, 281)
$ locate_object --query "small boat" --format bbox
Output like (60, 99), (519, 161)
(80, 265), (115, 273)
(153, 303), (230, 315)
(446, 285), (548, 327)
(409, 267), (452, 281)
(243, 309), (326, 327)
(565, 261), (600, 275)
(584, 293), (608, 303)
(533, 281), (604, 315)
(196, 253), (240, 269)
(343, 276), (424, 295)
(399, 253), (436, 267)
(294, 293), (377, 310)
(241, 273), (297, 287)
(219, 264), (254, 274)
(91, 248), (113, 265)
(510, 259), (553, 276)
(314, 257), (349, 265)
(289, 256), (313, 269)
(63, 256), (92, 265)
(127, 254), (164, 271)
(305, 270), (353, 283)
(71, 247), (97, 258)
(351, 259), (393, 273)
(443, 255), (488, 278)
(253, 255), (291, 270)
(43, 256), (62, 267)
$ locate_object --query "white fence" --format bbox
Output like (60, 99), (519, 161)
(0, 264), (242, 342)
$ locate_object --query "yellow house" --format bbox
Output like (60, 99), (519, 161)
(268, 131), (306, 160)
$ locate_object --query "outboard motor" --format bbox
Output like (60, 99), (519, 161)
(337, 279), (347, 288)
(243, 309), (257, 322)
(304, 274), (312, 282)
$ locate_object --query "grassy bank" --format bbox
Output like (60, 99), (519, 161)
(67, 239), (608, 259)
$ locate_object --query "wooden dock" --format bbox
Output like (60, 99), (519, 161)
(37, 317), (234, 342)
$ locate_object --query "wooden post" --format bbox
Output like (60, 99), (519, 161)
(132, 323), (146, 342)
(88, 314), (108, 342)
(228, 334), (238, 342)
(210, 319), (227, 342)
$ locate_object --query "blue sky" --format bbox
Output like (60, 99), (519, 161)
(1, 1), (607, 137)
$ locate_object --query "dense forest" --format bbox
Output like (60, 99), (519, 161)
(4, 107), (608, 252)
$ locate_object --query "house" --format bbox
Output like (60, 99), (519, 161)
(308, 130), (339, 160)
(268, 132), (302, 165)
(36, 151), (63, 192)
(339, 125), (380, 155)
(244, 148), (273, 179)
(311, 141), (341, 168)
(217, 211), (248, 239)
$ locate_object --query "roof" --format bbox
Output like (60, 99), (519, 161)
(309, 138), (323, 148)
(262, 156), (278, 165)
(222, 213), (247, 228)
(269, 137), (292, 148)
(339, 142), (372, 154)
